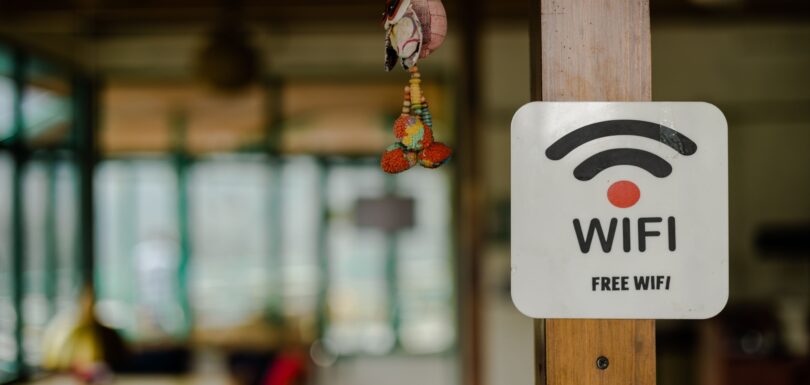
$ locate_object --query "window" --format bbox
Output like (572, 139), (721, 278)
(0, 42), (89, 382)
(394, 170), (454, 354)
(322, 165), (455, 355)
(52, 161), (79, 313)
(0, 154), (16, 382)
(277, 157), (322, 329)
(22, 160), (50, 365)
(95, 160), (186, 342)
(323, 165), (392, 355)
(21, 59), (73, 147)
(21, 157), (80, 366)
(0, 50), (13, 141)
(95, 81), (457, 358)
(188, 156), (275, 329)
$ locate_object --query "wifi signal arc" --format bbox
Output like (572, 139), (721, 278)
(545, 120), (697, 160)
(574, 148), (672, 181)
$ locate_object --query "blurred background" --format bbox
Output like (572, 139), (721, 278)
(0, 0), (807, 384)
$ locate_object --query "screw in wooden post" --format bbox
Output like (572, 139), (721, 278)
(596, 356), (609, 370)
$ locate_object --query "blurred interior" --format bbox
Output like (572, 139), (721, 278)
(0, 0), (808, 384)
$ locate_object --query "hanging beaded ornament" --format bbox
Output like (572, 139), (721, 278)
(381, 67), (452, 173)
(381, 0), (451, 174)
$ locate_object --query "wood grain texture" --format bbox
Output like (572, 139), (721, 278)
(539, 0), (651, 101)
(531, 1), (655, 384)
(457, 0), (485, 384)
(545, 319), (655, 385)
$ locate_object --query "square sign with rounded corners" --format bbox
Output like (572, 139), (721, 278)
(511, 102), (728, 319)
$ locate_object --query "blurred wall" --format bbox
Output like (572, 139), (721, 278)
(652, 20), (810, 303)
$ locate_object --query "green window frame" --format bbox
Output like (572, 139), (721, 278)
(0, 41), (94, 383)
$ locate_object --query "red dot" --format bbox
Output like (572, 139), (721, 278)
(607, 180), (640, 208)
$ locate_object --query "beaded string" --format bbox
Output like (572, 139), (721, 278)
(404, 66), (434, 129)
(402, 85), (411, 115)
(409, 66), (422, 117)
(420, 96), (433, 129)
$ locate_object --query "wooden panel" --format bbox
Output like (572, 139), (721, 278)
(545, 319), (655, 385)
(539, 0), (651, 102)
(101, 83), (266, 154)
(531, 1), (655, 384)
(457, 0), (484, 384)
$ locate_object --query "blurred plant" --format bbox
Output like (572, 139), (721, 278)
(41, 285), (128, 384)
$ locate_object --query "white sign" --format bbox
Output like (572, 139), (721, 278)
(511, 102), (728, 319)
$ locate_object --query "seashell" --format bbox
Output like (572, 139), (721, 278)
(388, 6), (422, 69)
(383, 0), (413, 29)
(411, 0), (432, 46)
(412, 0), (446, 58)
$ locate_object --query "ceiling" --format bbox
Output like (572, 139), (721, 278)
(0, 0), (807, 29)
(0, 0), (806, 79)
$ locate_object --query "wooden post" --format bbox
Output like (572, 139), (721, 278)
(529, 1), (656, 384)
(457, 0), (484, 384)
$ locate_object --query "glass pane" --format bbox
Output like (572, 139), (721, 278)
(22, 160), (49, 366)
(278, 157), (321, 337)
(323, 165), (393, 355)
(0, 46), (13, 141)
(22, 59), (73, 147)
(95, 160), (186, 341)
(395, 168), (455, 354)
(54, 160), (79, 312)
(188, 156), (274, 330)
(0, 154), (17, 380)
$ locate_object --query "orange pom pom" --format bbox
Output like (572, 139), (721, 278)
(418, 142), (452, 169)
(381, 144), (417, 174)
(393, 114), (410, 140)
(420, 123), (434, 148)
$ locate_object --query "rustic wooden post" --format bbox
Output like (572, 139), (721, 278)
(529, 1), (656, 384)
(458, 0), (484, 384)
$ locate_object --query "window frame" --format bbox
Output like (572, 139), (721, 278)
(0, 41), (95, 384)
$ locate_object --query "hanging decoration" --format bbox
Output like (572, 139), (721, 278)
(380, 0), (451, 174)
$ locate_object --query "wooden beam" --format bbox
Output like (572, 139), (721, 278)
(545, 320), (655, 385)
(457, 0), (484, 384)
(0, 0), (533, 24)
(536, 0), (651, 102)
(529, 1), (656, 384)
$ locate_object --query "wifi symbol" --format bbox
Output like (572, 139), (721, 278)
(545, 120), (697, 208)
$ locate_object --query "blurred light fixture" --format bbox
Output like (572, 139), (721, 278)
(194, 10), (261, 92)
